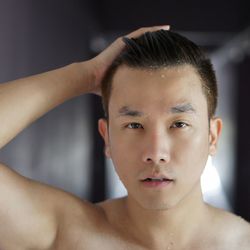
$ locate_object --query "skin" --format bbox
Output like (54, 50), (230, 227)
(100, 65), (217, 212)
(0, 26), (249, 249)
(97, 65), (227, 249)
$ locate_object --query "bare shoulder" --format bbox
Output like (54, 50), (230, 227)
(95, 196), (130, 234)
(0, 162), (104, 250)
(96, 196), (126, 221)
(208, 205), (250, 248)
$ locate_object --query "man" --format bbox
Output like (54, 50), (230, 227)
(0, 25), (249, 250)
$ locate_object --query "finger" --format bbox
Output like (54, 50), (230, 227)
(96, 25), (171, 63)
(109, 25), (170, 52)
(125, 25), (170, 39)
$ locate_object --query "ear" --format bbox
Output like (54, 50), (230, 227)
(209, 117), (223, 156)
(98, 118), (111, 158)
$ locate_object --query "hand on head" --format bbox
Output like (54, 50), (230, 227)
(88, 25), (170, 95)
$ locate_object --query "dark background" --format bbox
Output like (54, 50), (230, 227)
(0, 0), (249, 221)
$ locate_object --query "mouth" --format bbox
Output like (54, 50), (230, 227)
(142, 177), (173, 182)
(140, 177), (174, 188)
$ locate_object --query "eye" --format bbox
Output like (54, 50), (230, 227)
(126, 122), (143, 129)
(171, 121), (189, 129)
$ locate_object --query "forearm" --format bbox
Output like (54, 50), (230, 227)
(0, 61), (93, 149)
(0, 26), (169, 150)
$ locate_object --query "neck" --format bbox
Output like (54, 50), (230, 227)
(123, 185), (210, 249)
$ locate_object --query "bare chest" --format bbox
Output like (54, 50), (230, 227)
(54, 230), (246, 250)
(54, 209), (249, 250)
(55, 230), (144, 250)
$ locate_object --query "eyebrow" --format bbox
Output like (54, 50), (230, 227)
(170, 103), (196, 114)
(117, 106), (144, 117)
(117, 103), (196, 118)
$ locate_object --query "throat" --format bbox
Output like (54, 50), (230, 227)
(122, 194), (209, 249)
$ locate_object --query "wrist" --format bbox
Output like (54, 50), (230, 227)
(63, 60), (95, 96)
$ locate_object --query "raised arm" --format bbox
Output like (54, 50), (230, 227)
(0, 26), (170, 250)
(0, 62), (91, 149)
(0, 26), (169, 149)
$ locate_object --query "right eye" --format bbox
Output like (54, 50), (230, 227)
(126, 123), (143, 129)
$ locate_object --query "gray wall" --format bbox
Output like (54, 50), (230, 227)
(0, 0), (97, 198)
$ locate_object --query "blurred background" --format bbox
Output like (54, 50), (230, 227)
(0, 0), (249, 221)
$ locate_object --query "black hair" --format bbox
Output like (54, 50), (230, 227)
(101, 30), (217, 119)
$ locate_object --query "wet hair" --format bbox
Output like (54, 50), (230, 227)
(101, 29), (217, 119)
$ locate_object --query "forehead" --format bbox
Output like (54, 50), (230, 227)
(109, 65), (207, 116)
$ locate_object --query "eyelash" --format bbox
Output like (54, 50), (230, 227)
(126, 123), (143, 129)
(171, 121), (189, 129)
(125, 121), (189, 129)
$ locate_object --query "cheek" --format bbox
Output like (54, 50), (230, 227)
(173, 130), (210, 179)
(109, 126), (139, 159)
(108, 130), (138, 182)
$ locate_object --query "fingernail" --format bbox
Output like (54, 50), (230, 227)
(163, 25), (170, 30)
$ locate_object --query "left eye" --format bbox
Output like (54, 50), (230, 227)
(171, 122), (188, 128)
(127, 123), (143, 129)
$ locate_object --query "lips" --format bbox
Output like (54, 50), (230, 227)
(140, 175), (174, 188)
(142, 177), (171, 182)
(140, 175), (174, 182)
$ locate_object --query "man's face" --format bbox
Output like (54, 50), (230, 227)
(99, 65), (222, 210)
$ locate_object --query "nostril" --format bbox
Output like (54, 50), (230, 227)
(143, 155), (170, 164)
(145, 157), (167, 163)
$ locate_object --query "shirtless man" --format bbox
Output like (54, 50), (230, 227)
(0, 25), (249, 250)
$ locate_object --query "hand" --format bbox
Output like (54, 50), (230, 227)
(87, 25), (170, 95)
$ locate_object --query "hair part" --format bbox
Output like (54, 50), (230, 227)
(101, 30), (218, 119)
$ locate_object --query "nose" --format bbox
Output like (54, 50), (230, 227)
(141, 130), (170, 165)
